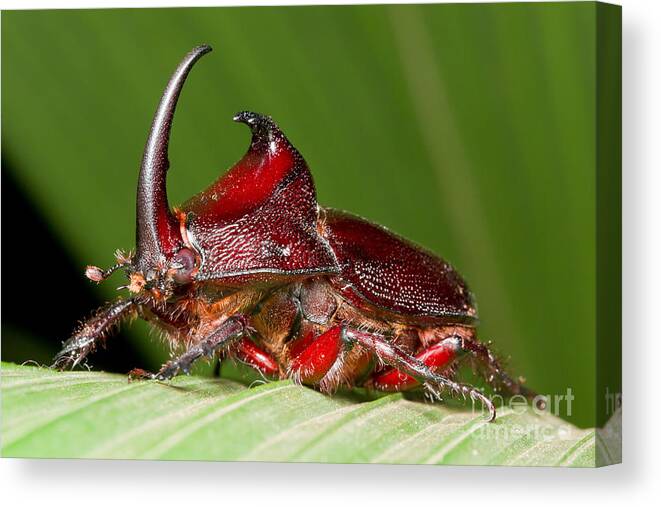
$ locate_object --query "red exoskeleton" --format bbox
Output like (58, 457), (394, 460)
(53, 45), (540, 421)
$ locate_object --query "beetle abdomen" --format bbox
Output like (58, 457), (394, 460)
(322, 209), (478, 324)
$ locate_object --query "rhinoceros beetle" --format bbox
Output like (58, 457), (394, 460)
(53, 45), (540, 421)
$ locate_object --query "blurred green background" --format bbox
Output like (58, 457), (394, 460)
(2, 3), (599, 427)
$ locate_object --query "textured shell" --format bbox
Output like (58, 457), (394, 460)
(322, 209), (478, 324)
(181, 112), (338, 282)
(180, 111), (477, 324)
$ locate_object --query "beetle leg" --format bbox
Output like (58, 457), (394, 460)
(318, 336), (361, 393)
(288, 326), (344, 385)
(372, 336), (461, 392)
(52, 298), (137, 370)
(346, 329), (496, 421)
(288, 325), (371, 392)
(288, 326), (496, 420)
(138, 315), (248, 381)
(233, 337), (279, 378)
(461, 338), (544, 408)
(192, 337), (278, 381)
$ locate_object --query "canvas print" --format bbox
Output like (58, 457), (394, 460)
(1, 2), (621, 466)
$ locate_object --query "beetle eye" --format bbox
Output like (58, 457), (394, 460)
(172, 248), (196, 284)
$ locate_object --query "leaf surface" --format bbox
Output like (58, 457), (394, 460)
(1, 363), (616, 466)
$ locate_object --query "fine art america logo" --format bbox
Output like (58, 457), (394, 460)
(473, 388), (577, 442)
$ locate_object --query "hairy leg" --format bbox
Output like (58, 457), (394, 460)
(461, 338), (544, 408)
(52, 298), (137, 370)
(372, 336), (462, 391)
(288, 327), (344, 385)
(131, 315), (248, 381)
(347, 329), (496, 421)
(288, 325), (496, 421)
(209, 338), (278, 379)
(372, 332), (544, 412)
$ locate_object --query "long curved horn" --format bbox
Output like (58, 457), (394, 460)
(135, 44), (212, 271)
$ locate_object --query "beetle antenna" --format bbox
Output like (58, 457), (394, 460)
(85, 263), (125, 283)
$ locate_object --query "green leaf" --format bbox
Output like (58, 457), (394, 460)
(1, 362), (618, 466)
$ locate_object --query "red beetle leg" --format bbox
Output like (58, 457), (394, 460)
(289, 326), (344, 385)
(287, 330), (317, 359)
(345, 329), (496, 421)
(235, 337), (279, 377)
(371, 337), (461, 391)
